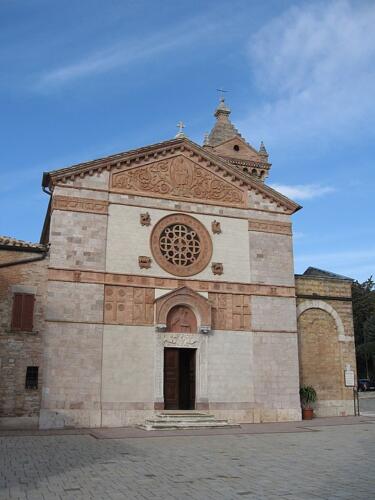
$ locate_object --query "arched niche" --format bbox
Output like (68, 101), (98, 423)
(155, 286), (211, 333)
(166, 305), (198, 333)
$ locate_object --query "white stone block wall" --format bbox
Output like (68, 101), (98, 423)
(252, 297), (297, 332)
(249, 232), (294, 286)
(253, 331), (301, 421)
(106, 204), (250, 283)
(101, 325), (155, 404)
(207, 331), (254, 403)
(49, 210), (108, 271)
(46, 282), (104, 323)
(40, 322), (103, 428)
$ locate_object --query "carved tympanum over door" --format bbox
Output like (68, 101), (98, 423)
(166, 305), (197, 333)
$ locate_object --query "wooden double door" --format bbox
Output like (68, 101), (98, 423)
(164, 348), (196, 410)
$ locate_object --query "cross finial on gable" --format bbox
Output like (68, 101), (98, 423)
(175, 121), (186, 138)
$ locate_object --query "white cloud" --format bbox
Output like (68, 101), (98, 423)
(270, 183), (334, 200)
(242, 0), (375, 145)
(36, 17), (219, 89)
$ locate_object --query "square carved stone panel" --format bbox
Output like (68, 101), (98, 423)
(104, 286), (154, 325)
(209, 293), (251, 331)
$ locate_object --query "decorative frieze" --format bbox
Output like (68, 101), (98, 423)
(111, 155), (247, 208)
(104, 286), (154, 325)
(48, 268), (296, 298)
(163, 332), (200, 347)
(248, 218), (292, 236)
(52, 195), (108, 215)
(209, 293), (251, 331)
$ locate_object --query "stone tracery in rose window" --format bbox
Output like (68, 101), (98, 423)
(159, 223), (201, 267)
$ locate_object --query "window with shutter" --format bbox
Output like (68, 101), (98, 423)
(11, 293), (35, 332)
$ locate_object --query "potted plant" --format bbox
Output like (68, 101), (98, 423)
(299, 385), (317, 420)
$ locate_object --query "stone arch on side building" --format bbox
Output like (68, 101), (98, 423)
(296, 299), (346, 340)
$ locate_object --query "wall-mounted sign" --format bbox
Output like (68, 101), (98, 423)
(344, 364), (355, 387)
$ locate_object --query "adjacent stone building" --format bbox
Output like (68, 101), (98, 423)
(0, 237), (48, 425)
(0, 100), (357, 428)
(296, 268), (356, 417)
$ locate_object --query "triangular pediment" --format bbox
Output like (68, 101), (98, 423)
(43, 137), (300, 213)
(212, 136), (262, 163)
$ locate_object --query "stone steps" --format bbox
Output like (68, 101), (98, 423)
(139, 411), (239, 431)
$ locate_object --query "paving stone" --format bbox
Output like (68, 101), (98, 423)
(0, 423), (373, 499)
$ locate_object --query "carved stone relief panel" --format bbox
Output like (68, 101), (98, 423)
(211, 263), (224, 275)
(163, 332), (200, 348)
(248, 219), (292, 236)
(138, 256), (152, 269)
(166, 305), (198, 333)
(111, 155), (247, 207)
(211, 220), (222, 234)
(104, 286), (154, 325)
(209, 293), (251, 331)
(140, 212), (151, 226)
(52, 195), (108, 215)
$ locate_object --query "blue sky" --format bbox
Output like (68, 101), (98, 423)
(0, 0), (374, 281)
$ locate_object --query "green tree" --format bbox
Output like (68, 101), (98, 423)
(352, 277), (375, 378)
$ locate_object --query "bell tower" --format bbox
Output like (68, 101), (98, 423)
(203, 98), (271, 181)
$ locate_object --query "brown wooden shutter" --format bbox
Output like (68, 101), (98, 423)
(22, 294), (35, 332)
(11, 293), (35, 332)
(11, 293), (23, 331)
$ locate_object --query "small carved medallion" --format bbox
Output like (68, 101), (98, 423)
(140, 212), (151, 226)
(138, 256), (152, 269)
(212, 262), (223, 275)
(212, 220), (222, 234)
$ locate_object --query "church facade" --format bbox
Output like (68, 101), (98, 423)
(0, 101), (357, 428)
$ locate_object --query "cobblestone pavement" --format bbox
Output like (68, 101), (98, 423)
(0, 421), (374, 500)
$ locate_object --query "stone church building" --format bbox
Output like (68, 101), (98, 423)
(0, 100), (356, 429)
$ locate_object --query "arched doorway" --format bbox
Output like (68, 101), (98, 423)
(164, 305), (197, 410)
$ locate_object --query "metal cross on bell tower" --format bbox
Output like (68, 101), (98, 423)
(216, 88), (230, 102)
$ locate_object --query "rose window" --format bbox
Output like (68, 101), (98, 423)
(151, 214), (212, 277)
(160, 224), (201, 266)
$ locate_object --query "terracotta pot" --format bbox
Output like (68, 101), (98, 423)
(302, 408), (314, 420)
